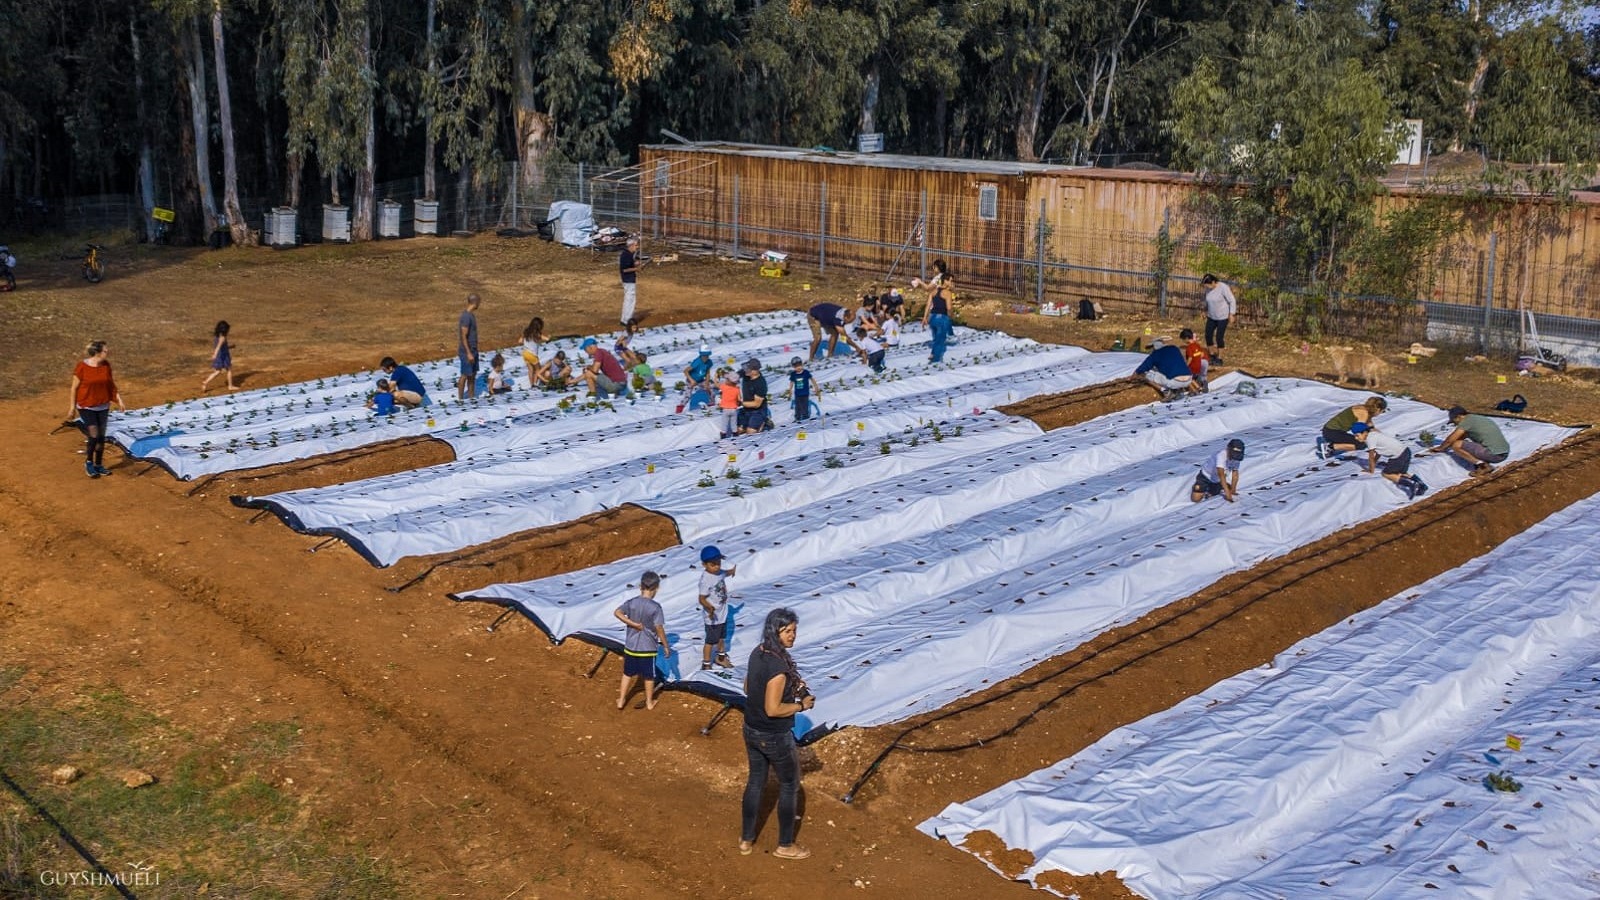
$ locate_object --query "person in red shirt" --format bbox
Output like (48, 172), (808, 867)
(1181, 327), (1210, 390)
(579, 337), (631, 399)
(67, 340), (125, 478)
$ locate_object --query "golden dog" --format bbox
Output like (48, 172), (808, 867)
(1327, 346), (1389, 390)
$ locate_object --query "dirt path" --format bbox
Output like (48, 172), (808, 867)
(3, 237), (1597, 898)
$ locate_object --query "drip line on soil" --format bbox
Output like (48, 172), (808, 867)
(840, 429), (1598, 804)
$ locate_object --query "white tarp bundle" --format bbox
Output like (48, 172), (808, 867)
(920, 492), (1600, 900)
(454, 377), (1576, 737)
(110, 312), (810, 479)
(240, 346), (1139, 565)
(546, 200), (595, 247)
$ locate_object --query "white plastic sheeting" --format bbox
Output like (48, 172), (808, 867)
(239, 346), (1139, 565)
(454, 378), (1576, 737)
(920, 492), (1600, 900)
(111, 312), (811, 479)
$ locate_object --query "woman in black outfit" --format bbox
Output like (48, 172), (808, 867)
(740, 608), (814, 860)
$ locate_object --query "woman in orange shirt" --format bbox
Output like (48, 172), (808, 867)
(67, 340), (125, 478)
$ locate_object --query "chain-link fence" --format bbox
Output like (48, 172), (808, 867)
(20, 160), (1600, 366)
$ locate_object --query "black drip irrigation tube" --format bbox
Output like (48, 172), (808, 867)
(0, 767), (139, 900)
(841, 431), (1599, 804)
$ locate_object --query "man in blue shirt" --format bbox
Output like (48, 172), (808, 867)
(1134, 341), (1198, 401)
(380, 357), (430, 408)
(619, 237), (642, 335)
(807, 302), (863, 361)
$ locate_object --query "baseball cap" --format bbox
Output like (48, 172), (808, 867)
(1447, 405), (1467, 421)
(700, 545), (723, 564)
(1226, 438), (1245, 460)
(699, 345), (711, 356)
(1350, 422), (1370, 435)
(580, 338), (598, 351)
(790, 356), (803, 366)
(744, 357), (761, 372)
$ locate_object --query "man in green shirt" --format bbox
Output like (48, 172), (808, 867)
(1430, 405), (1510, 476)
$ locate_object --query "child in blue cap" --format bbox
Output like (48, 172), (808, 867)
(697, 545), (738, 670)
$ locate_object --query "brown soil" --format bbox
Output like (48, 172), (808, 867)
(3, 236), (1598, 898)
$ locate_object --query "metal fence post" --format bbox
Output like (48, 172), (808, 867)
(1481, 232), (1498, 353)
(732, 174), (741, 259)
(819, 182), (828, 273)
(578, 161), (585, 205)
(1036, 199), (1046, 306)
(918, 189), (928, 281)
(1157, 207), (1170, 317)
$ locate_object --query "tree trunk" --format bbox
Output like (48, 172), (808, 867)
(423, 0), (437, 199)
(130, 21), (157, 242)
(859, 63), (880, 137)
(511, 2), (551, 192)
(286, 151), (303, 208)
(211, 2), (250, 245)
(1459, 51), (1491, 147)
(934, 88), (947, 156)
(1015, 60), (1048, 162)
(456, 163), (470, 232)
(185, 16), (219, 234)
(353, 95), (375, 240)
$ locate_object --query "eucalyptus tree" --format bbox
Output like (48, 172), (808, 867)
(1167, 4), (1406, 281)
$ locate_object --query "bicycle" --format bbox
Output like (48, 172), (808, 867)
(81, 243), (105, 283)
(0, 245), (15, 292)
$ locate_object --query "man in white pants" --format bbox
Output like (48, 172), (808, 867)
(619, 236), (641, 335)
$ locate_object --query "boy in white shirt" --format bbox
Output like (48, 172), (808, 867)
(697, 545), (738, 670)
(1352, 422), (1428, 499)
(1192, 438), (1244, 503)
(854, 326), (886, 373)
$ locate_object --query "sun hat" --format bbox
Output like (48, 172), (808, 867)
(699, 345), (711, 355)
(580, 338), (598, 351)
(700, 545), (723, 564)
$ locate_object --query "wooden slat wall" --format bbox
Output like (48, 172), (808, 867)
(642, 147), (1600, 324)
(641, 147), (1032, 289)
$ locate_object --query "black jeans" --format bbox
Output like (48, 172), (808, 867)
(1205, 316), (1230, 351)
(741, 725), (799, 845)
(78, 406), (109, 465)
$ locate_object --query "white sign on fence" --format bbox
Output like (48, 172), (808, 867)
(858, 133), (884, 153)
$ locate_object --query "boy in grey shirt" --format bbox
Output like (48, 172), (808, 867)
(613, 570), (672, 710)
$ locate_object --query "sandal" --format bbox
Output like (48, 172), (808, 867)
(700, 661), (713, 671)
(739, 840), (754, 856)
(715, 654), (734, 668)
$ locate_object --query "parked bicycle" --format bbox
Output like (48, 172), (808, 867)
(0, 245), (15, 291)
(82, 243), (105, 283)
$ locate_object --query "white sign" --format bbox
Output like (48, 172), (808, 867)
(1395, 119), (1424, 166)
(858, 133), (884, 153)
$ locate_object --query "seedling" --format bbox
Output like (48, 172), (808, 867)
(752, 476), (773, 489)
(724, 467), (742, 480)
(823, 455), (844, 469)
